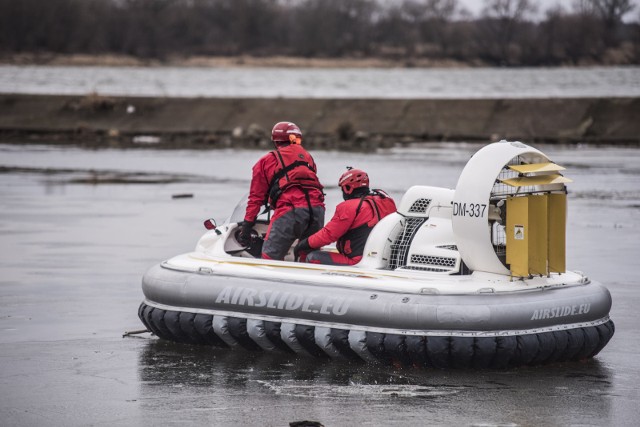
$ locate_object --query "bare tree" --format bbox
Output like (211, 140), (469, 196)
(538, 5), (606, 64)
(291, 0), (377, 57)
(573, 0), (635, 45)
(482, 0), (537, 20)
(374, 2), (420, 58)
(574, 0), (634, 25)
(420, 0), (459, 56)
(425, 0), (457, 20)
(478, 0), (537, 64)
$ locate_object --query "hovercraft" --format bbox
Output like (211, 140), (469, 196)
(138, 141), (614, 369)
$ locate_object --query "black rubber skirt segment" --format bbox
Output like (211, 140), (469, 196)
(137, 302), (615, 369)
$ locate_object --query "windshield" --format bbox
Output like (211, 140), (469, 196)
(227, 193), (249, 224)
(226, 193), (271, 224)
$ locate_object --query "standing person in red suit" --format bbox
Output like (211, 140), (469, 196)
(238, 121), (325, 260)
(294, 168), (396, 265)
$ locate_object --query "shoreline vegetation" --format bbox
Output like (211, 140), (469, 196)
(1, 0), (638, 68)
(0, 53), (480, 69)
(1, 52), (637, 69)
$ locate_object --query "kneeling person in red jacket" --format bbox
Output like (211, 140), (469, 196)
(295, 168), (396, 266)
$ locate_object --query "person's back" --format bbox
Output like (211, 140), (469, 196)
(333, 189), (396, 259)
(262, 142), (324, 211)
(295, 168), (396, 265)
(239, 122), (325, 260)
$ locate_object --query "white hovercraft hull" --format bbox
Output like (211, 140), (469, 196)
(139, 255), (614, 368)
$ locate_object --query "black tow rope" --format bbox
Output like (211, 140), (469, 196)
(122, 329), (150, 338)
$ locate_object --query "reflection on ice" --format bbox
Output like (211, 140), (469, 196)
(256, 380), (464, 399)
(136, 340), (614, 425)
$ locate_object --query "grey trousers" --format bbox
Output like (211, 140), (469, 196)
(262, 205), (325, 260)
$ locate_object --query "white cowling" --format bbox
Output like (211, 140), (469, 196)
(452, 141), (549, 275)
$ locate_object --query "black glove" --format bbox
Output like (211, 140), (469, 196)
(237, 221), (255, 247)
(293, 238), (312, 261)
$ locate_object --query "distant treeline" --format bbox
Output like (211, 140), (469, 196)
(1, 0), (638, 66)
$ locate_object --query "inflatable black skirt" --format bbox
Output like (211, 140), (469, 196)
(138, 302), (615, 369)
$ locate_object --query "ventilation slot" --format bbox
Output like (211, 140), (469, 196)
(388, 217), (425, 270)
(436, 245), (458, 251)
(410, 254), (457, 268)
(399, 266), (450, 273)
(408, 198), (432, 214)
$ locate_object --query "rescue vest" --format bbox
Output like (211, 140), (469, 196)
(266, 144), (323, 207)
(337, 190), (396, 258)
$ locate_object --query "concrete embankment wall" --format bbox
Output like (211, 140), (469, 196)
(0, 94), (638, 148)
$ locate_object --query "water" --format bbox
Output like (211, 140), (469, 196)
(0, 143), (639, 426)
(1, 65), (639, 98)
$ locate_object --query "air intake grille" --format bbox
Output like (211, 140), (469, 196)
(399, 266), (450, 273)
(408, 198), (432, 214)
(388, 217), (425, 270)
(410, 254), (457, 268)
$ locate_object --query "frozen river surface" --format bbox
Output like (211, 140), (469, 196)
(1, 65), (639, 99)
(0, 142), (639, 426)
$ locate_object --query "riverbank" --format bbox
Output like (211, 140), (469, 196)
(2, 52), (636, 69)
(1, 53), (476, 69)
(0, 94), (638, 149)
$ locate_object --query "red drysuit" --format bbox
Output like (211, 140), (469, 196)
(244, 143), (325, 260)
(306, 190), (396, 265)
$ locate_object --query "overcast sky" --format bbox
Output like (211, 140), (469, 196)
(457, 0), (640, 21)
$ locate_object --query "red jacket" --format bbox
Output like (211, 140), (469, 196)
(245, 144), (324, 222)
(308, 191), (396, 258)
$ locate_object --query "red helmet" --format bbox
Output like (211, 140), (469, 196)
(272, 121), (302, 144)
(338, 167), (369, 195)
